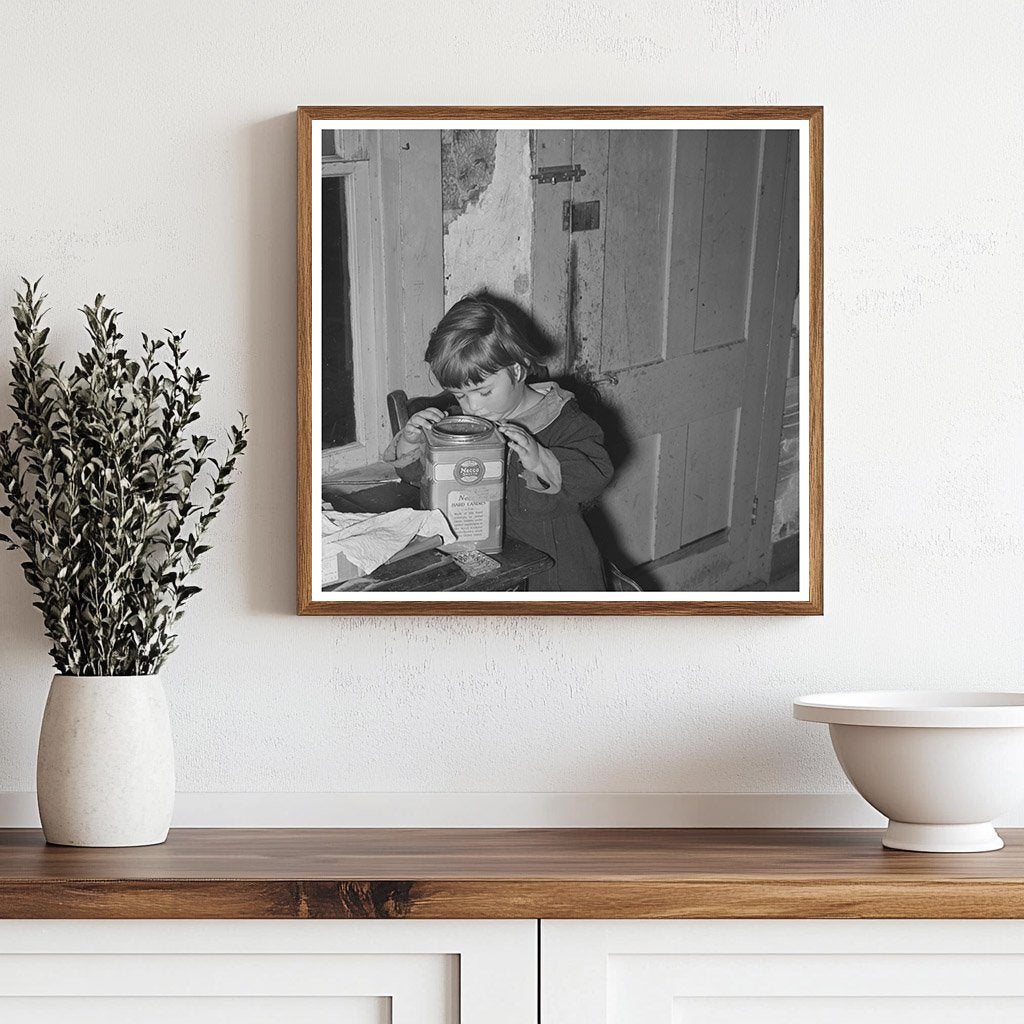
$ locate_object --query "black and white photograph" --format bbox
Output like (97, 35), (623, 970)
(299, 109), (821, 613)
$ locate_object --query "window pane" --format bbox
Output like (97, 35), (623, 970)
(321, 174), (356, 449)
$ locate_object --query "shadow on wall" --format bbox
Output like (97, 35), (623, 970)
(246, 115), (301, 617)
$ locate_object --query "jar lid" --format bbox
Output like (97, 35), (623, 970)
(430, 415), (495, 442)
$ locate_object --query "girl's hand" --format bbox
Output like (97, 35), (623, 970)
(397, 407), (446, 456)
(497, 422), (544, 475)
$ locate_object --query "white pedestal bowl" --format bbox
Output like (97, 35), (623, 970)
(794, 691), (1024, 852)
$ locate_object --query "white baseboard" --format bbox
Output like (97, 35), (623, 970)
(0, 791), (878, 828)
(3, 791), (1021, 829)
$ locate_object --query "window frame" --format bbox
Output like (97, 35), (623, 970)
(316, 153), (388, 475)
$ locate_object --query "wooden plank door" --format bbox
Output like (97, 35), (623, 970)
(532, 128), (799, 591)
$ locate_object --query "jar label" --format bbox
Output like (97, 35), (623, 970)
(431, 460), (503, 482)
(447, 486), (500, 542)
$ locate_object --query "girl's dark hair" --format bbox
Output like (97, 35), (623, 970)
(425, 294), (544, 388)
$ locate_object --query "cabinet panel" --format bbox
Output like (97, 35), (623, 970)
(671, 998), (1024, 1024)
(0, 920), (537, 1024)
(542, 920), (1024, 1024)
(0, 997), (389, 1024)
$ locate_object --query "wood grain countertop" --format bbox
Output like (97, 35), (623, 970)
(1, 828), (1023, 919)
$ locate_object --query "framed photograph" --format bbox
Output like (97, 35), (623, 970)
(297, 106), (822, 615)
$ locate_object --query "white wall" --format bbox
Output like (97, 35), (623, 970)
(0, 0), (1021, 826)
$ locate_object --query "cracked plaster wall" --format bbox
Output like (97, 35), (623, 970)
(442, 129), (533, 310)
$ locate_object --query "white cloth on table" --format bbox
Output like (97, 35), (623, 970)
(321, 507), (456, 580)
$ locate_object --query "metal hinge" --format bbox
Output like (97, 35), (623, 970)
(531, 163), (587, 185)
(750, 495), (759, 525)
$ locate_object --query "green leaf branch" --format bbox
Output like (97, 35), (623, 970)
(0, 279), (249, 675)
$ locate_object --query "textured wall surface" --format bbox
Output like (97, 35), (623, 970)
(0, 1), (1021, 819)
(443, 129), (533, 310)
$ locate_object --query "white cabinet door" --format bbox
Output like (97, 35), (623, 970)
(542, 919), (1024, 1024)
(0, 919), (535, 1024)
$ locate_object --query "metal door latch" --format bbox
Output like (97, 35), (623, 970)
(531, 164), (587, 185)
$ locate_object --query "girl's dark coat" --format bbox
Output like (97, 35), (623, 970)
(503, 398), (612, 591)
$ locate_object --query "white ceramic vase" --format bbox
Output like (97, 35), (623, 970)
(36, 674), (175, 847)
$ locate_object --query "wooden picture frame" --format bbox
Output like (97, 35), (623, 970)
(298, 106), (822, 615)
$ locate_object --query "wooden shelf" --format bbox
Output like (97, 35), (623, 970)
(2, 828), (1023, 919)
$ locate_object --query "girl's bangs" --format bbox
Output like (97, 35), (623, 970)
(432, 335), (510, 388)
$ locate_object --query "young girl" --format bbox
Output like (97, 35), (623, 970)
(385, 294), (613, 592)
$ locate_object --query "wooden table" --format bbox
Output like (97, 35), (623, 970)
(321, 478), (553, 592)
(3, 828), (1024, 919)
(324, 537), (553, 592)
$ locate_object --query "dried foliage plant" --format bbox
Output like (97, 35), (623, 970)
(0, 279), (248, 676)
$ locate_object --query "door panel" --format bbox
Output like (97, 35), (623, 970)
(679, 407), (740, 548)
(664, 131), (706, 362)
(601, 130), (675, 372)
(694, 130), (763, 352)
(653, 425), (688, 560)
